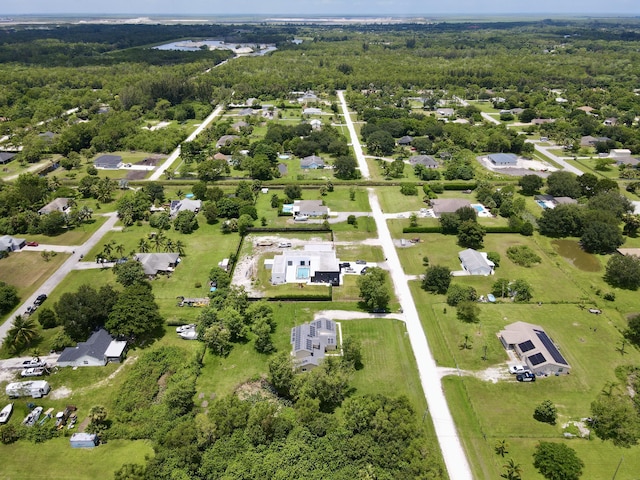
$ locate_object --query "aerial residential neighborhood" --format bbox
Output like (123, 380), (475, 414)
(1, 10), (640, 480)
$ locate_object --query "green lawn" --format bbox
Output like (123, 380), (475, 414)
(26, 216), (108, 246)
(376, 187), (427, 213)
(0, 438), (153, 480)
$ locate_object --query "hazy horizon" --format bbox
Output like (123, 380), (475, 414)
(1, 0), (639, 17)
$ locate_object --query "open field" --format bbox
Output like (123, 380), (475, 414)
(0, 438), (153, 480)
(23, 216), (108, 246)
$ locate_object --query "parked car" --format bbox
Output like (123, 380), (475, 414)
(516, 372), (536, 382)
(355, 260), (367, 265)
(278, 242), (292, 248)
(25, 305), (37, 315)
(21, 358), (46, 368)
(34, 294), (47, 306)
(509, 365), (529, 374)
(26, 241), (39, 247)
(360, 267), (369, 275)
(588, 308), (602, 314)
(21, 367), (45, 378)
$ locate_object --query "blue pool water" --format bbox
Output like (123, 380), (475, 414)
(297, 267), (310, 279)
(282, 204), (293, 213)
(473, 205), (483, 212)
(185, 193), (195, 198)
(536, 200), (548, 209)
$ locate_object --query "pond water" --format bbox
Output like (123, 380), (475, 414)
(551, 239), (601, 272)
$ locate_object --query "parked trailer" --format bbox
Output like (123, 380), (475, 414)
(5, 380), (51, 399)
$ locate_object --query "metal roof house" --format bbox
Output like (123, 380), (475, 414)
(38, 197), (71, 215)
(94, 154), (122, 170)
(488, 153), (518, 166)
(300, 155), (325, 169)
(0, 235), (26, 252)
(458, 249), (495, 276)
(268, 243), (340, 286)
(397, 135), (413, 145)
(0, 152), (17, 164)
(291, 317), (338, 371)
(57, 329), (127, 367)
(499, 321), (571, 375)
(134, 253), (180, 277)
(430, 198), (471, 218)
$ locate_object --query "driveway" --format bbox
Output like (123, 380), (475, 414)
(367, 188), (473, 480)
(0, 213), (120, 344)
(337, 90), (370, 179)
(530, 141), (584, 175)
(149, 104), (224, 181)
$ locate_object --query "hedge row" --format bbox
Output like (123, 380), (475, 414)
(403, 226), (520, 234)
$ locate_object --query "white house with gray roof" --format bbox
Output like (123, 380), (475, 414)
(38, 197), (71, 215)
(291, 318), (338, 371)
(458, 249), (495, 276)
(57, 329), (127, 367)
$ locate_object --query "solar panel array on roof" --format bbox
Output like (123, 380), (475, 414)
(535, 330), (568, 365)
(309, 325), (316, 337)
(528, 352), (546, 366)
(518, 340), (535, 352)
(305, 339), (313, 351)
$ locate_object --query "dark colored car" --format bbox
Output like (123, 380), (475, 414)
(34, 294), (47, 306)
(360, 267), (369, 275)
(516, 372), (536, 382)
(355, 260), (367, 265)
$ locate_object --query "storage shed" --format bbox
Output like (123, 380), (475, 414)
(70, 433), (98, 448)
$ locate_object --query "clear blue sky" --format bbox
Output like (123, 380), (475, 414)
(1, 0), (639, 16)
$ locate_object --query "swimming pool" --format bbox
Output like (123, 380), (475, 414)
(282, 204), (293, 213)
(278, 154), (290, 160)
(473, 205), (484, 212)
(296, 267), (310, 279)
(536, 200), (548, 209)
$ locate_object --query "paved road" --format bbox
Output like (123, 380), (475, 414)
(0, 213), (119, 344)
(481, 111), (501, 125)
(367, 189), (473, 480)
(149, 105), (224, 180)
(531, 141), (584, 175)
(337, 90), (370, 179)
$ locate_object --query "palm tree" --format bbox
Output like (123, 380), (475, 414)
(152, 231), (166, 252)
(176, 189), (185, 199)
(137, 238), (149, 253)
(495, 439), (509, 457)
(102, 240), (115, 259)
(501, 458), (522, 480)
(6, 315), (39, 352)
(174, 240), (186, 256)
(78, 205), (93, 222)
(115, 243), (126, 259)
(164, 238), (175, 253)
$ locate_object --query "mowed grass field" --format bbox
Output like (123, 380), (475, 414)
(404, 225), (640, 478)
(0, 438), (153, 480)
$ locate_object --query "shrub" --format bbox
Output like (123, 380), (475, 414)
(400, 183), (418, 196)
(534, 400), (557, 424)
(506, 245), (541, 267)
(446, 284), (477, 306)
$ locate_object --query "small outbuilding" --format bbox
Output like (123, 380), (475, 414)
(0, 235), (26, 252)
(70, 433), (99, 448)
(0, 152), (17, 164)
(94, 155), (122, 169)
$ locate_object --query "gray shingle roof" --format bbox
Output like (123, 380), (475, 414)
(57, 329), (114, 363)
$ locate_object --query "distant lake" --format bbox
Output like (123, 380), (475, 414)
(154, 40), (277, 56)
(551, 239), (601, 272)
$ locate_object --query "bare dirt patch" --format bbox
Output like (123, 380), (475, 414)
(235, 378), (278, 402)
(135, 156), (164, 167)
(50, 385), (72, 399)
(126, 170), (149, 180)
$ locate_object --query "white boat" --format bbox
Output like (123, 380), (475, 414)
(0, 403), (13, 424)
(178, 329), (198, 340)
(176, 324), (196, 333)
(22, 406), (43, 427)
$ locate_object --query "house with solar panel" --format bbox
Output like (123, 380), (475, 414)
(290, 318), (338, 371)
(499, 322), (571, 375)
